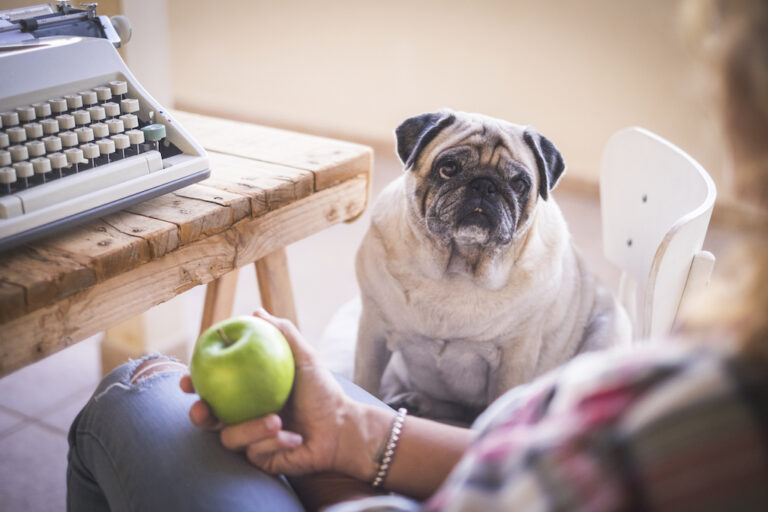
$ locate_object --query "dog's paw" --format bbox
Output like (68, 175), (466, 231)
(386, 391), (427, 416)
(386, 392), (482, 426)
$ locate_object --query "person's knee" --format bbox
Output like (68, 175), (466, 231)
(89, 355), (187, 403)
(129, 356), (188, 385)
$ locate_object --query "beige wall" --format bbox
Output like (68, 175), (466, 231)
(166, 0), (725, 189)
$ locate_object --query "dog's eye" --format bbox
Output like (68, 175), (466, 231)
(511, 176), (529, 193)
(438, 162), (459, 179)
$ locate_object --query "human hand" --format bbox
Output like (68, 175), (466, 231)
(181, 308), (371, 478)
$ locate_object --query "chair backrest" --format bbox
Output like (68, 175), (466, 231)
(600, 127), (716, 340)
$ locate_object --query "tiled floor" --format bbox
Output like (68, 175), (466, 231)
(0, 152), (738, 511)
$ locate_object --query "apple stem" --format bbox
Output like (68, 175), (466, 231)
(217, 328), (234, 346)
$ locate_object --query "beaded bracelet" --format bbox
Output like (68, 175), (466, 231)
(371, 407), (408, 488)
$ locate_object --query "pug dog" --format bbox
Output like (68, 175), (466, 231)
(353, 109), (631, 424)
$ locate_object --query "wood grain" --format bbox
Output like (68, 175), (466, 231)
(173, 183), (251, 224)
(172, 111), (372, 191)
(0, 245), (96, 321)
(199, 269), (240, 335)
(0, 281), (26, 323)
(101, 211), (180, 258)
(204, 152), (314, 215)
(255, 248), (298, 326)
(39, 219), (151, 282)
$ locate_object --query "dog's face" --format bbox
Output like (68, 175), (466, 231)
(396, 109), (565, 248)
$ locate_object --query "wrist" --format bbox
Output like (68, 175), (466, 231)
(334, 400), (396, 482)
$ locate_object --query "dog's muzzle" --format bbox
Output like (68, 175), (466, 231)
(456, 177), (505, 230)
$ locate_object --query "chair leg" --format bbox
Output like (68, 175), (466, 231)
(199, 269), (240, 336)
(254, 247), (298, 327)
(680, 250), (716, 305)
(618, 272), (640, 340)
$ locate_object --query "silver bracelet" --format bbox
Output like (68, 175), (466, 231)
(371, 407), (408, 488)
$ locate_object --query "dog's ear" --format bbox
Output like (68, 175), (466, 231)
(522, 128), (566, 201)
(395, 110), (456, 170)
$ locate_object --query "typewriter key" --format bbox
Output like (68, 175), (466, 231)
(60, 131), (78, 149)
(91, 123), (109, 139)
(87, 105), (106, 122)
(24, 123), (43, 140)
(81, 143), (99, 167)
(65, 148), (84, 173)
(75, 127), (94, 144)
(13, 161), (34, 185)
(41, 118), (60, 135)
(119, 113), (138, 130)
(79, 90), (98, 107)
(94, 86), (112, 103)
(109, 80), (128, 99)
(48, 98), (68, 115)
(48, 152), (67, 179)
(1, 111), (19, 127)
(33, 102), (52, 119)
(103, 102), (120, 118)
(56, 114), (75, 130)
(111, 133), (129, 159)
(97, 139), (116, 162)
(25, 140), (45, 158)
(120, 98), (139, 115)
(65, 94), (83, 111)
(43, 135), (63, 153)
(73, 110), (91, 126)
(0, 166), (15, 194)
(31, 157), (53, 179)
(7, 127), (26, 144)
(16, 106), (36, 123)
(9, 145), (28, 162)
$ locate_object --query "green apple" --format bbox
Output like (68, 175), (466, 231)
(190, 315), (295, 424)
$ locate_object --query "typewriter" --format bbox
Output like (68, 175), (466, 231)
(0, 2), (210, 252)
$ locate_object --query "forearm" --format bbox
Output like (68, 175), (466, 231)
(339, 402), (472, 500)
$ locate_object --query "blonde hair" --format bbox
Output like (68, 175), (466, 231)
(681, 0), (768, 355)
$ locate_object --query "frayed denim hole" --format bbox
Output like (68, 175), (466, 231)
(129, 359), (187, 387)
(92, 355), (184, 401)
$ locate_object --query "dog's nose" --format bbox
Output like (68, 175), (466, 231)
(469, 177), (496, 197)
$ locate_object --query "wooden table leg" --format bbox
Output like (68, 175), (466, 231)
(101, 296), (191, 375)
(199, 268), (240, 335)
(255, 247), (298, 326)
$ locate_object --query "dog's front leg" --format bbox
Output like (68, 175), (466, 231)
(489, 337), (543, 404)
(353, 298), (392, 396)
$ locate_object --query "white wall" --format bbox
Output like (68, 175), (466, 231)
(164, 0), (725, 188)
(122, 0), (173, 106)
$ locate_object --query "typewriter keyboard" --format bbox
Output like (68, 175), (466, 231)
(0, 80), (183, 219)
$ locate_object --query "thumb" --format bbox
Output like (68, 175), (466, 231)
(253, 308), (318, 366)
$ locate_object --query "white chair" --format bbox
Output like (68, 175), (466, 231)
(600, 127), (717, 341)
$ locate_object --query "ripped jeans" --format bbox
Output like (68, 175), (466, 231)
(66, 355), (387, 512)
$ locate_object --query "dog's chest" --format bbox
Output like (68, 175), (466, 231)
(385, 270), (540, 341)
(387, 331), (501, 406)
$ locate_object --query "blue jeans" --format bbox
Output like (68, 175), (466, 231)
(67, 356), (388, 512)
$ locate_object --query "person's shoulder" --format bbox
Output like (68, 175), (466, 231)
(613, 347), (768, 509)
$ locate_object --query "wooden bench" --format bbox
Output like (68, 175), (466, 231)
(0, 112), (372, 377)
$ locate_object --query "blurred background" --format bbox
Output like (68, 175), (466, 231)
(0, 0), (751, 510)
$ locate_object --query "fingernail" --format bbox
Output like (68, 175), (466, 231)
(287, 433), (302, 447)
(266, 414), (281, 431)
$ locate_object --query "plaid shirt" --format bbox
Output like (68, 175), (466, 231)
(334, 343), (768, 512)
